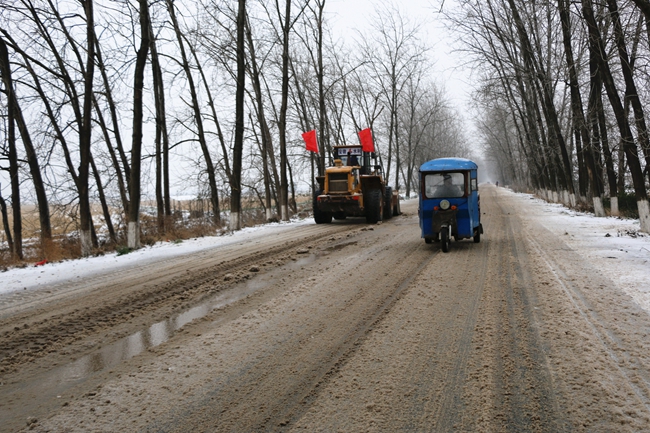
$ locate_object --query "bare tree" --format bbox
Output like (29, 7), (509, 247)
(559, 0), (604, 215)
(0, 33), (52, 248)
(0, 185), (13, 255)
(230, 0), (246, 230)
(149, 19), (171, 232)
(78, 0), (96, 255)
(166, 0), (221, 226)
(245, 10), (276, 221)
(362, 1), (426, 191)
(0, 37), (21, 259)
(128, 0), (151, 249)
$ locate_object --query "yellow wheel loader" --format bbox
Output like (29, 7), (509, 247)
(313, 145), (400, 224)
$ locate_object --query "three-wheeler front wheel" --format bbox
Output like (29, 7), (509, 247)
(441, 228), (450, 253)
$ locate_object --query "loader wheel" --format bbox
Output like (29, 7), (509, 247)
(383, 187), (393, 220)
(365, 189), (383, 224)
(313, 191), (332, 224)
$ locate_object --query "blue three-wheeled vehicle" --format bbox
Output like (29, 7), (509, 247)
(418, 158), (483, 252)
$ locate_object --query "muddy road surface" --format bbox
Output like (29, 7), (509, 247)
(2, 185), (650, 432)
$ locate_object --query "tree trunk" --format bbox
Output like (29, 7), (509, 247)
(89, 152), (117, 244)
(0, 36), (52, 243)
(150, 25), (168, 233)
(630, 0), (650, 20)
(188, 38), (228, 223)
(7, 32), (96, 241)
(231, 0), (246, 230)
(128, 0), (151, 249)
(245, 12), (274, 221)
(91, 94), (130, 212)
(94, 35), (130, 212)
(597, 94), (618, 215)
(278, 0), (292, 221)
(316, 0), (326, 176)
(0, 188), (14, 255)
(559, 0), (587, 200)
(78, 0), (95, 256)
(0, 38), (21, 259)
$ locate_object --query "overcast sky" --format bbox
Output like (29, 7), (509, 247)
(324, 0), (475, 114)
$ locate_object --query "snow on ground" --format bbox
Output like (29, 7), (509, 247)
(2, 190), (650, 313)
(1, 217), (312, 295)
(504, 188), (650, 312)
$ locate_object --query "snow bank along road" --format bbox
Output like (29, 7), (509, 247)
(2, 184), (650, 432)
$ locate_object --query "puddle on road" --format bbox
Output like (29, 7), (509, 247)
(4, 254), (318, 404)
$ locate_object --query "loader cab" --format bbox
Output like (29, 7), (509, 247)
(334, 145), (361, 166)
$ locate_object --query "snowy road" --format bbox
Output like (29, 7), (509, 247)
(2, 185), (650, 432)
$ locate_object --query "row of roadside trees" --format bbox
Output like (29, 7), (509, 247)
(448, 0), (650, 232)
(0, 0), (470, 260)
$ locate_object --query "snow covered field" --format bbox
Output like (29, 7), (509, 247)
(3, 189), (649, 314)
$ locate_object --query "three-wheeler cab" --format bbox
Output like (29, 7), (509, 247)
(419, 158), (483, 252)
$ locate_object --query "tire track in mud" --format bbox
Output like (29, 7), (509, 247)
(361, 237), (491, 432)
(280, 189), (563, 432)
(493, 189), (650, 431)
(526, 225), (650, 417)
(145, 220), (436, 433)
(0, 224), (354, 374)
(459, 188), (568, 432)
(494, 204), (568, 431)
(424, 241), (489, 431)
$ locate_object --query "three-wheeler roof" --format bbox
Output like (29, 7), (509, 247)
(420, 157), (478, 172)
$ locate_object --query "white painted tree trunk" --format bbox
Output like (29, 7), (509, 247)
(281, 204), (289, 222)
(229, 211), (240, 231)
(265, 207), (273, 221)
(610, 197), (619, 217)
(569, 193), (576, 208)
(593, 197), (606, 217)
(638, 200), (650, 233)
(128, 221), (140, 250)
(80, 229), (93, 257)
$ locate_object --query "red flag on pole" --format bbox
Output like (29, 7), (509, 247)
(359, 128), (375, 152)
(302, 130), (318, 153)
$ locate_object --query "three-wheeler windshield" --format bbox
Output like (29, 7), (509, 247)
(424, 172), (465, 198)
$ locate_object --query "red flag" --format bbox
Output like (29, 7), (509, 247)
(359, 128), (375, 152)
(302, 130), (318, 153)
